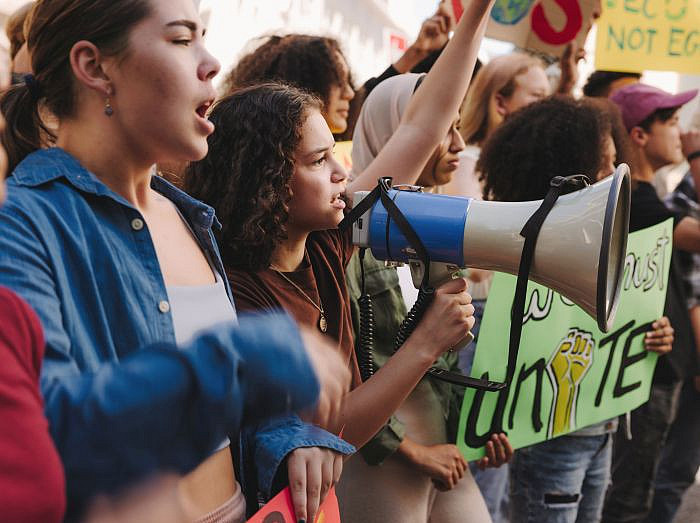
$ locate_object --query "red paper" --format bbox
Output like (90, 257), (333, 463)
(247, 487), (341, 523)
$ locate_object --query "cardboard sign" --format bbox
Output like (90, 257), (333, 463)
(248, 487), (341, 523)
(595, 0), (700, 74)
(443, 0), (596, 56)
(457, 219), (672, 460)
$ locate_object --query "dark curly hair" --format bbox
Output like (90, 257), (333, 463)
(222, 34), (352, 109)
(478, 96), (611, 202)
(185, 83), (322, 272)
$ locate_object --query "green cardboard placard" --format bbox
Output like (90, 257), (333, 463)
(457, 219), (673, 459)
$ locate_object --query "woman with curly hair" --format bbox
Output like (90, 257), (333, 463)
(186, 1), (496, 520)
(223, 34), (354, 135)
(478, 95), (675, 523)
(222, 5), (455, 141)
(479, 96), (608, 202)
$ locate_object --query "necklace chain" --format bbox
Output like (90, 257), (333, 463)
(272, 269), (328, 332)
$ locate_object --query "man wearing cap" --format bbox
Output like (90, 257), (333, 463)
(645, 112), (700, 523)
(603, 84), (700, 523)
(611, 84), (697, 175)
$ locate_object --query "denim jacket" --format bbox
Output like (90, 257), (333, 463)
(0, 148), (353, 515)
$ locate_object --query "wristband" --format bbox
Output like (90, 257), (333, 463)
(688, 150), (700, 163)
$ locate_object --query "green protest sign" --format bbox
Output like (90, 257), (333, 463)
(457, 219), (673, 460)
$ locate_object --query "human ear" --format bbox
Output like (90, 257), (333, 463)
(493, 93), (508, 117)
(629, 126), (648, 148)
(69, 40), (113, 98)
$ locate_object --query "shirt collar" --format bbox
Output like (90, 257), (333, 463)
(11, 147), (220, 230)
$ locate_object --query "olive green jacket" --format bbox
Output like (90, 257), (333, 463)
(346, 250), (464, 465)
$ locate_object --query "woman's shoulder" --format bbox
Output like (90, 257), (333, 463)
(0, 287), (43, 371)
(308, 227), (354, 267)
(3, 150), (89, 221)
(227, 268), (280, 312)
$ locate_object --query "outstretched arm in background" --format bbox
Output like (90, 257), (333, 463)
(346, 0), (495, 198)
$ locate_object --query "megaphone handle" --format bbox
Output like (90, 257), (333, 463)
(454, 331), (475, 351)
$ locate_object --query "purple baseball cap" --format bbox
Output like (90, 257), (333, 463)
(610, 83), (697, 131)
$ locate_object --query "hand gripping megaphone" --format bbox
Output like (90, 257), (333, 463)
(344, 165), (631, 390)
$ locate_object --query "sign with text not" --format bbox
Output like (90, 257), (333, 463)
(444, 0), (597, 56)
(595, 0), (700, 74)
(457, 219), (672, 460)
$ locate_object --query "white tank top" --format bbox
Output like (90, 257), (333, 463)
(166, 208), (237, 451)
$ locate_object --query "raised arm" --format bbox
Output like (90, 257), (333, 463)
(347, 0), (495, 198)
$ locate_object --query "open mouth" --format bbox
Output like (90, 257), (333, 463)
(196, 101), (212, 119)
(331, 193), (346, 209)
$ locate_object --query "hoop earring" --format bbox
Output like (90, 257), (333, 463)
(104, 97), (114, 117)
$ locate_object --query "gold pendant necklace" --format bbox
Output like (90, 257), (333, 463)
(273, 269), (328, 333)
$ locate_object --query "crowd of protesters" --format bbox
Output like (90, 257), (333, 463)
(0, 1), (698, 522)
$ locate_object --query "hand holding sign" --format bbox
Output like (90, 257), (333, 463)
(247, 487), (341, 523)
(287, 447), (344, 523)
(457, 220), (673, 460)
(413, 4), (453, 54)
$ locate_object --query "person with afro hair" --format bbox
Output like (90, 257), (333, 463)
(479, 95), (675, 523)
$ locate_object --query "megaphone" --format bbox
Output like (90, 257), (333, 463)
(352, 164), (631, 333)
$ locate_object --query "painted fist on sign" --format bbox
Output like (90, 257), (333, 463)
(546, 328), (595, 437)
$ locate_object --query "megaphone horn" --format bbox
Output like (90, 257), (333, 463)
(352, 164), (631, 333)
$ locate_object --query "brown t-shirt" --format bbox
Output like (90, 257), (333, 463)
(228, 228), (362, 388)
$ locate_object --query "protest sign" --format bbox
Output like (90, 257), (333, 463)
(595, 0), (700, 74)
(443, 0), (596, 56)
(457, 219), (672, 460)
(248, 487), (341, 523)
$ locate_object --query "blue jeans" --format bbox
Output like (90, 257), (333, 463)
(460, 300), (511, 523)
(601, 380), (681, 523)
(510, 433), (612, 523)
(644, 380), (700, 523)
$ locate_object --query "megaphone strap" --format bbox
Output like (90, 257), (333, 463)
(340, 178), (433, 288)
(377, 185), (432, 288)
(498, 175), (592, 431)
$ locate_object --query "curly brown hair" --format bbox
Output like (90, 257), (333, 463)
(222, 34), (352, 109)
(185, 83), (322, 272)
(478, 96), (611, 202)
